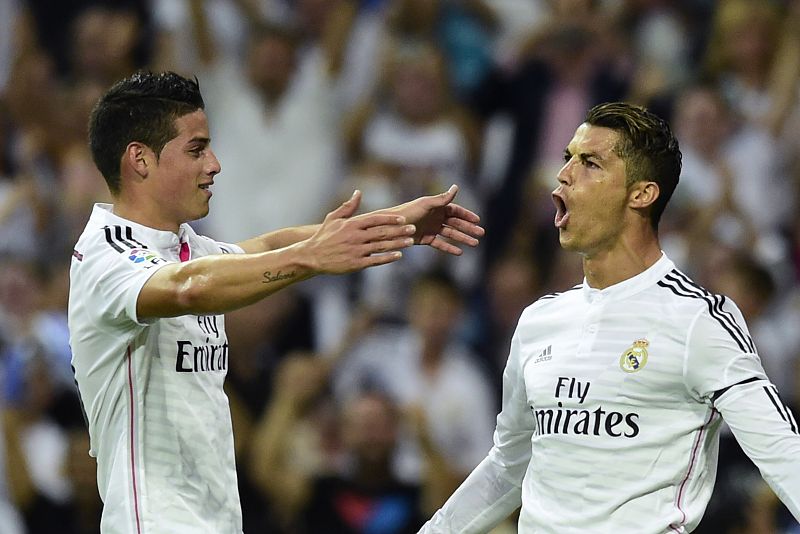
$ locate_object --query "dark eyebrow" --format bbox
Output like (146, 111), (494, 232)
(564, 149), (604, 162)
(186, 136), (210, 148)
(580, 151), (604, 162)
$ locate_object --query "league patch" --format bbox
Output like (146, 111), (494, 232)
(128, 248), (168, 267)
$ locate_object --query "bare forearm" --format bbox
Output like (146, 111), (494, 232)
(237, 224), (319, 253)
(138, 242), (314, 318)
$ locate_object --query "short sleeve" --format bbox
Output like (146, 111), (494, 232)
(80, 243), (171, 327)
(684, 298), (767, 402)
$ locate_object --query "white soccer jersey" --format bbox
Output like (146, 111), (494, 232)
(69, 204), (245, 534)
(422, 254), (800, 533)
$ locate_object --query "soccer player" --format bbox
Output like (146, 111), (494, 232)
(68, 71), (484, 534)
(421, 102), (800, 533)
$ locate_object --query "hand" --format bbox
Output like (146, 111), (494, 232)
(302, 190), (416, 274)
(386, 185), (485, 255)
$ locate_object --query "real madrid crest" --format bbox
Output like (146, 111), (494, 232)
(620, 339), (649, 373)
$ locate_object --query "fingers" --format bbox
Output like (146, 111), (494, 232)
(439, 224), (480, 248)
(361, 223), (416, 243)
(444, 216), (485, 239)
(360, 250), (404, 268)
(444, 202), (482, 224)
(427, 235), (464, 256)
(440, 184), (458, 203)
(352, 212), (407, 229)
(326, 190), (361, 221)
(418, 184), (458, 208)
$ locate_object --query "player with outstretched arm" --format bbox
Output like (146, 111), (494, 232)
(68, 71), (484, 534)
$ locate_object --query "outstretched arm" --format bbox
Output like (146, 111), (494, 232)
(136, 191), (414, 318)
(238, 186), (484, 255)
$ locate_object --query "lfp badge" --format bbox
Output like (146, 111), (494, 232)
(127, 248), (166, 267)
(620, 339), (649, 373)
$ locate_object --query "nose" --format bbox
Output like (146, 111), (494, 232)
(556, 158), (572, 187)
(207, 149), (221, 176)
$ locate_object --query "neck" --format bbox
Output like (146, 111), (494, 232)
(582, 235), (663, 290)
(112, 198), (181, 234)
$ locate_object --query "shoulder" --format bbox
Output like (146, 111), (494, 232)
(655, 267), (754, 351)
(654, 267), (736, 315)
(74, 221), (155, 266)
(520, 283), (584, 318)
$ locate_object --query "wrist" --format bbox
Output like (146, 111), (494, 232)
(274, 240), (319, 277)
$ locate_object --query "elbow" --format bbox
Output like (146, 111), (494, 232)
(172, 266), (216, 315)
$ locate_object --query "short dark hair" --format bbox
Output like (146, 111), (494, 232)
(88, 71), (205, 195)
(585, 102), (682, 230)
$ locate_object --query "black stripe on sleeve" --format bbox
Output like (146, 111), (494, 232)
(103, 226), (125, 252)
(670, 271), (756, 353)
(711, 376), (764, 403)
(125, 226), (148, 249)
(762, 386), (798, 434)
(657, 278), (749, 353)
(769, 385), (799, 434)
(763, 386), (787, 422)
(665, 272), (753, 352)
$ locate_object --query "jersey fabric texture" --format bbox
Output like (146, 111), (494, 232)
(421, 253), (800, 533)
(69, 204), (245, 534)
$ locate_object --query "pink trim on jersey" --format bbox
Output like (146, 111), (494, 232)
(670, 408), (718, 531)
(179, 241), (190, 262)
(127, 347), (143, 534)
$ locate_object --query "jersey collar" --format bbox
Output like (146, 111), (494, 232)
(581, 253), (674, 303)
(91, 203), (194, 249)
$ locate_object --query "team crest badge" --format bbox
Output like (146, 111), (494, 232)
(620, 339), (649, 373)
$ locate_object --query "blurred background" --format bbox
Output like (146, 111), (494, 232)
(0, 0), (799, 532)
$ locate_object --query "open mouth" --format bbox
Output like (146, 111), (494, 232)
(199, 182), (213, 193)
(552, 192), (569, 228)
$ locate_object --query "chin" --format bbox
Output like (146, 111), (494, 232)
(193, 206), (211, 220)
(558, 232), (575, 249)
(558, 234), (587, 254)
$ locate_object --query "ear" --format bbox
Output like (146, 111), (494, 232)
(122, 142), (152, 179)
(628, 181), (660, 210)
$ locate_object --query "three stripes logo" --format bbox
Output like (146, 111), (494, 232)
(103, 225), (167, 268)
(657, 269), (754, 354)
(104, 225), (149, 253)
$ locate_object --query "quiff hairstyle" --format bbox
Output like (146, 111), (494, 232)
(585, 102), (682, 231)
(88, 71), (205, 195)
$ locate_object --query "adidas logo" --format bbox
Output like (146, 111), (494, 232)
(534, 345), (552, 363)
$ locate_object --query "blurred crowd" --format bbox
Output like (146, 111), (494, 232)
(1, 0), (800, 532)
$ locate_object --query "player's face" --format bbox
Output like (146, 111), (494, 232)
(551, 123), (630, 255)
(150, 110), (221, 227)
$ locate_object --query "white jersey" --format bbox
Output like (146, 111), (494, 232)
(69, 204), (245, 534)
(422, 254), (800, 533)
